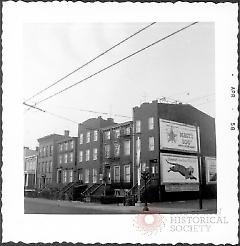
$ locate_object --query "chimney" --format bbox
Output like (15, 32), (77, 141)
(64, 130), (70, 137)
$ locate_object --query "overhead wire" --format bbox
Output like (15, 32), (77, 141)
(26, 22), (198, 108)
(24, 22), (157, 104)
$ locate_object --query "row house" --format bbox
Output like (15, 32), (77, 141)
(37, 133), (66, 189)
(24, 147), (38, 190)
(77, 116), (116, 186)
(101, 121), (133, 190)
(56, 131), (78, 185)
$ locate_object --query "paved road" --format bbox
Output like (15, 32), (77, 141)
(25, 197), (217, 214)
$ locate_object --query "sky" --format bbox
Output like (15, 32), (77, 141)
(23, 22), (215, 149)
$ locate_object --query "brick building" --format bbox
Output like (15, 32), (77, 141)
(37, 133), (65, 189)
(132, 100), (216, 201)
(24, 147), (38, 190)
(56, 131), (78, 185)
(76, 117), (116, 186)
(101, 121), (133, 192)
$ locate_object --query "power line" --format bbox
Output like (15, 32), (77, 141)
(24, 22), (156, 104)
(29, 22), (198, 107)
(53, 105), (131, 119)
(23, 102), (78, 124)
(23, 102), (112, 130)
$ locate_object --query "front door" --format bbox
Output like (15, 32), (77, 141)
(58, 170), (62, 184)
(105, 167), (111, 184)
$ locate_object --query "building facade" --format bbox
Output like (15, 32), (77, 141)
(37, 133), (65, 189)
(76, 116), (116, 186)
(101, 121), (133, 191)
(24, 147), (38, 190)
(56, 131), (78, 185)
(133, 100), (216, 201)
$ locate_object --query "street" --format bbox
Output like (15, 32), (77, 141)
(24, 197), (217, 214)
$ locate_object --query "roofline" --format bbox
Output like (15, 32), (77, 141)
(101, 121), (133, 131)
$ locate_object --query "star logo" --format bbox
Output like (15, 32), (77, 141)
(167, 126), (177, 143)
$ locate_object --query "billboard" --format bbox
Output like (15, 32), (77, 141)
(205, 157), (217, 184)
(160, 153), (199, 184)
(159, 119), (198, 152)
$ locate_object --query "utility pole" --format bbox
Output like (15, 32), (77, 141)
(196, 125), (203, 209)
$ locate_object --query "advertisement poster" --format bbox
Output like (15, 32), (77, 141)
(160, 119), (198, 152)
(160, 153), (199, 184)
(205, 157), (217, 184)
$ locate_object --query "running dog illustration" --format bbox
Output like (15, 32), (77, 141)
(166, 160), (197, 180)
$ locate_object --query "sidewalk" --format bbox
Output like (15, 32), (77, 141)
(61, 198), (217, 214)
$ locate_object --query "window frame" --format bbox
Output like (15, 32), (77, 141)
(79, 150), (83, 162)
(124, 140), (131, 156)
(93, 148), (98, 160)
(148, 117), (154, 130)
(86, 131), (91, 143)
(92, 168), (97, 183)
(113, 166), (120, 183)
(93, 130), (98, 141)
(149, 136), (155, 151)
(79, 134), (84, 144)
(104, 144), (110, 158)
(85, 169), (89, 183)
(86, 149), (90, 161)
(135, 120), (141, 133)
(124, 165), (131, 182)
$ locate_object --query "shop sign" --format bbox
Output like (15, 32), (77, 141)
(165, 183), (199, 192)
(160, 153), (199, 184)
(205, 157), (217, 184)
(159, 119), (198, 152)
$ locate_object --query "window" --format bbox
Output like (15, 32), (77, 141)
(114, 129), (120, 138)
(114, 143), (120, 157)
(93, 148), (98, 160)
(86, 149), (90, 161)
(79, 134), (83, 144)
(63, 170), (67, 183)
(50, 145), (53, 156)
(124, 165), (130, 182)
(105, 131), (110, 140)
(114, 166), (120, 182)
(86, 131), (91, 143)
(43, 147), (46, 157)
(70, 140), (74, 149)
(93, 168), (97, 183)
(60, 144), (63, 152)
(85, 169), (89, 183)
(149, 137), (155, 151)
(124, 140), (130, 156)
(46, 146), (48, 157)
(64, 142), (68, 151)
(46, 162), (49, 173)
(64, 153), (68, 163)
(59, 155), (62, 164)
(49, 161), (52, 172)
(69, 152), (73, 162)
(136, 120), (141, 133)
(104, 145), (110, 158)
(39, 148), (42, 157)
(93, 130), (98, 141)
(79, 151), (83, 162)
(124, 126), (131, 135)
(148, 117), (154, 130)
(69, 170), (73, 182)
(78, 172), (83, 181)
